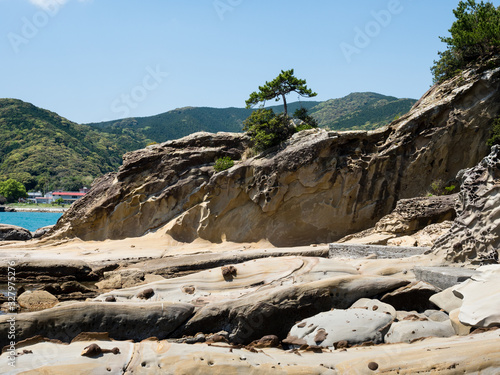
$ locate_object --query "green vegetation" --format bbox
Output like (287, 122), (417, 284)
(87, 93), (415, 142)
(54, 197), (65, 205)
(312, 92), (416, 130)
(0, 178), (27, 202)
(243, 70), (319, 152)
(293, 107), (318, 129)
(214, 156), (235, 172)
(429, 179), (457, 196)
(0, 99), (148, 192)
(487, 117), (500, 146)
(245, 69), (317, 117)
(243, 109), (292, 152)
(431, 0), (500, 83)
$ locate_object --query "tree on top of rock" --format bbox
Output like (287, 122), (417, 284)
(431, 0), (500, 82)
(245, 69), (317, 117)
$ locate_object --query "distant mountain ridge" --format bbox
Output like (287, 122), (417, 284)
(86, 92), (416, 142)
(0, 92), (415, 192)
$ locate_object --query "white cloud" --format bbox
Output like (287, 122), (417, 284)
(29, 0), (67, 9)
(28, 0), (90, 10)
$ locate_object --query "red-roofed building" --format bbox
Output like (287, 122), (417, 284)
(52, 191), (86, 204)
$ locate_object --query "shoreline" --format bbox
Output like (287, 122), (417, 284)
(0, 206), (67, 213)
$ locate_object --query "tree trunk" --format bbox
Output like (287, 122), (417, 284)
(282, 94), (288, 117)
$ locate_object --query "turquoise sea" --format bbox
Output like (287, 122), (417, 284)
(0, 212), (63, 232)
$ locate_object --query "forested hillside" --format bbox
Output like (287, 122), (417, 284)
(312, 92), (416, 130)
(0, 99), (147, 191)
(87, 101), (320, 143)
(88, 93), (415, 141)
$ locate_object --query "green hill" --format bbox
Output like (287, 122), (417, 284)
(87, 101), (321, 143)
(87, 93), (416, 141)
(0, 99), (148, 192)
(312, 92), (416, 130)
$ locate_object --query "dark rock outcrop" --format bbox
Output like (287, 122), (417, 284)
(0, 224), (32, 241)
(0, 259), (94, 283)
(50, 60), (500, 246)
(33, 225), (54, 239)
(433, 145), (500, 264)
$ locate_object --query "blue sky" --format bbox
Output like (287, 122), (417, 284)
(1, 0), (498, 124)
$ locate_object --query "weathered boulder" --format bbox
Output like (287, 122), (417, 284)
(434, 145), (500, 264)
(0, 224), (32, 241)
(385, 320), (455, 344)
(17, 290), (59, 311)
(284, 309), (393, 348)
(48, 62), (500, 245)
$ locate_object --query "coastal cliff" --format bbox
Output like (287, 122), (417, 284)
(50, 61), (500, 246)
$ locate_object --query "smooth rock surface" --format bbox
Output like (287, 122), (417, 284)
(429, 286), (464, 313)
(0, 302), (195, 348)
(385, 319), (456, 344)
(450, 308), (471, 336)
(285, 309), (393, 348)
(349, 298), (397, 318)
(453, 265), (500, 327)
(3, 331), (500, 374)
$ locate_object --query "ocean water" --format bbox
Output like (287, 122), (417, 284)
(0, 212), (63, 232)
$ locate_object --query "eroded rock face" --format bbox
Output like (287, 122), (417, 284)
(434, 145), (500, 263)
(51, 63), (500, 245)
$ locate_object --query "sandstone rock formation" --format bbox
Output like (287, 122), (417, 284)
(0, 224), (32, 241)
(48, 62), (500, 245)
(285, 309), (393, 348)
(0, 301), (194, 348)
(433, 145), (500, 264)
(339, 195), (457, 246)
(3, 330), (500, 373)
